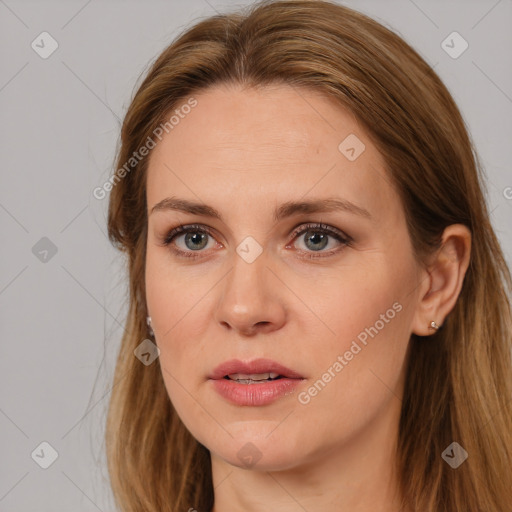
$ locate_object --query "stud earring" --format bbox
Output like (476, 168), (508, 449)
(429, 320), (440, 331)
(146, 316), (154, 337)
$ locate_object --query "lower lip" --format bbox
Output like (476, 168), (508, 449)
(210, 377), (303, 406)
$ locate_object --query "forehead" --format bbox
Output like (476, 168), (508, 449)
(146, 83), (398, 224)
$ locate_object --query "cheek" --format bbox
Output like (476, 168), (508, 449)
(294, 295), (410, 448)
(145, 246), (212, 339)
(145, 250), (206, 394)
(146, 262), (211, 438)
(304, 262), (407, 349)
(300, 258), (413, 403)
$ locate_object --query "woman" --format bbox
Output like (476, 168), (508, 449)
(105, 1), (512, 510)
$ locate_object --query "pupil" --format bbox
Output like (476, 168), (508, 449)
(305, 231), (328, 251)
(185, 232), (207, 250)
(183, 230), (328, 252)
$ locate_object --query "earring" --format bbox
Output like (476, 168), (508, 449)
(429, 320), (440, 331)
(146, 316), (154, 337)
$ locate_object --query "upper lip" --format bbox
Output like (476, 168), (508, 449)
(209, 358), (304, 380)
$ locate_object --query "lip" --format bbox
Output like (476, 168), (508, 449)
(209, 358), (305, 407)
(209, 358), (304, 380)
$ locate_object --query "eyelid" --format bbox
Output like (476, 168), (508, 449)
(159, 224), (220, 259)
(286, 222), (351, 259)
(161, 223), (216, 246)
(288, 222), (351, 244)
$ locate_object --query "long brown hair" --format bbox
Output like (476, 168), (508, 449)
(105, 1), (512, 510)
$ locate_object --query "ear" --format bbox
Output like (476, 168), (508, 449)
(411, 224), (471, 336)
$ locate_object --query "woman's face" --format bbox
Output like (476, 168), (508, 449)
(145, 83), (425, 471)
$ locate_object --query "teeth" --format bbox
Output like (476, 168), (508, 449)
(228, 372), (280, 382)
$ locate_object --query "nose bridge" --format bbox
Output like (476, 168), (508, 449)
(214, 239), (286, 333)
(225, 242), (269, 311)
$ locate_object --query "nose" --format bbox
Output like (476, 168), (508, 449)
(213, 249), (287, 336)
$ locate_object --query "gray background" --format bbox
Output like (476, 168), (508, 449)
(1, 0), (511, 510)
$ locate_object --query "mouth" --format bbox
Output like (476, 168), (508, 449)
(209, 358), (304, 381)
(223, 372), (284, 384)
(209, 358), (305, 406)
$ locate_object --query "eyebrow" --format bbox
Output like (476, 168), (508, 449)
(150, 196), (372, 222)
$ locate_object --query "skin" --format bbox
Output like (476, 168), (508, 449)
(144, 83), (471, 512)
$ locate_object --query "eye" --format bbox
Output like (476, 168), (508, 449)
(160, 224), (219, 258)
(159, 222), (351, 259)
(287, 222), (351, 259)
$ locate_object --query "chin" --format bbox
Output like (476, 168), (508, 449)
(207, 429), (310, 472)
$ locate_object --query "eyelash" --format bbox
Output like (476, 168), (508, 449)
(160, 222), (352, 260)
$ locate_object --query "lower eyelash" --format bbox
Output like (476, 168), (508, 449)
(162, 224), (213, 258)
(290, 223), (351, 258)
